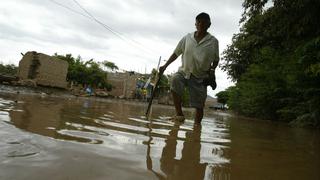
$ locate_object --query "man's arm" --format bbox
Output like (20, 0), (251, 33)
(211, 59), (219, 69)
(159, 53), (178, 74)
(212, 39), (219, 69)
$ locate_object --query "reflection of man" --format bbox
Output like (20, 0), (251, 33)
(160, 122), (207, 179)
(160, 122), (181, 176)
(145, 122), (165, 179)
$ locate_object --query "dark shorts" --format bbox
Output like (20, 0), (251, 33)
(170, 71), (207, 109)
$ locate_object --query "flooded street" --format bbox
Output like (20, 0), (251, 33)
(0, 91), (319, 180)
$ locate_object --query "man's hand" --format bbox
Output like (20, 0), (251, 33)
(203, 66), (217, 90)
(159, 53), (178, 75)
(159, 65), (166, 74)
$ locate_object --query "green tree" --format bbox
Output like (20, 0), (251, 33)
(54, 53), (112, 90)
(0, 63), (18, 76)
(221, 0), (320, 127)
(216, 90), (229, 107)
(102, 60), (119, 71)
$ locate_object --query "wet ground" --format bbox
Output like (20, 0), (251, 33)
(0, 86), (319, 180)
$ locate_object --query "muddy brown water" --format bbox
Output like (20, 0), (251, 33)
(0, 91), (319, 180)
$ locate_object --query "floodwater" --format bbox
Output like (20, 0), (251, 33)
(0, 91), (319, 180)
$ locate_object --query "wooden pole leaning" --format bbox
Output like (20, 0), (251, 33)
(145, 56), (162, 118)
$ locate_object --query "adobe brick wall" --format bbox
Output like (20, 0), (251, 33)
(18, 52), (33, 79)
(107, 72), (138, 98)
(18, 51), (68, 88)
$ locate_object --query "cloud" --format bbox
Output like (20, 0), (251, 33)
(0, 0), (243, 95)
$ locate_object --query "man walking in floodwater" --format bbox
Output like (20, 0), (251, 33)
(159, 12), (219, 123)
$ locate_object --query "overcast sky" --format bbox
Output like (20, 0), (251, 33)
(0, 0), (243, 97)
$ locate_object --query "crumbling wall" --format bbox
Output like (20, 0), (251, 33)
(18, 52), (34, 80)
(124, 75), (137, 99)
(18, 51), (68, 88)
(107, 79), (125, 97)
(36, 53), (68, 88)
(107, 72), (138, 98)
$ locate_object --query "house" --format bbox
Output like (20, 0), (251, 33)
(205, 95), (217, 108)
(205, 95), (226, 110)
(18, 51), (68, 88)
(107, 72), (139, 98)
(210, 103), (226, 110)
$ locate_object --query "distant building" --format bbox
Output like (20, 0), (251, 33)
(107, 71), (174, 104)
(18, 51), (68, 88)
(210, 103), (226, 110)
(205, 95), (218, 108)
(107, 72), (139, 98)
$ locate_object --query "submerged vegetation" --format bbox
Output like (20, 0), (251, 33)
(218, 0), (320, 128)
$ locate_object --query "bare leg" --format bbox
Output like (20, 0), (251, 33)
(195, 108), (203, 123)
(171, 90), (184, 116)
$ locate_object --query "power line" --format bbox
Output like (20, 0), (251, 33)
(72, 0), (158, 56)
(49, 0), (158, 57)
(72, 0), (129, 44)
(48, 0), (91, 19)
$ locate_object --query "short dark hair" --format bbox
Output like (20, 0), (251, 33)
(196, 12), (211, 22)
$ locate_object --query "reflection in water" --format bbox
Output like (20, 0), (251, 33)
(146, 119), (230, 180)
(160, 122), (206, 179)
(0, 93), (319, 180)
(228, 117), (320, 180)
(145, 121), (166, 179)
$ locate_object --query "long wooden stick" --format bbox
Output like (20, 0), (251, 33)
(145, 56), (162, 117)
